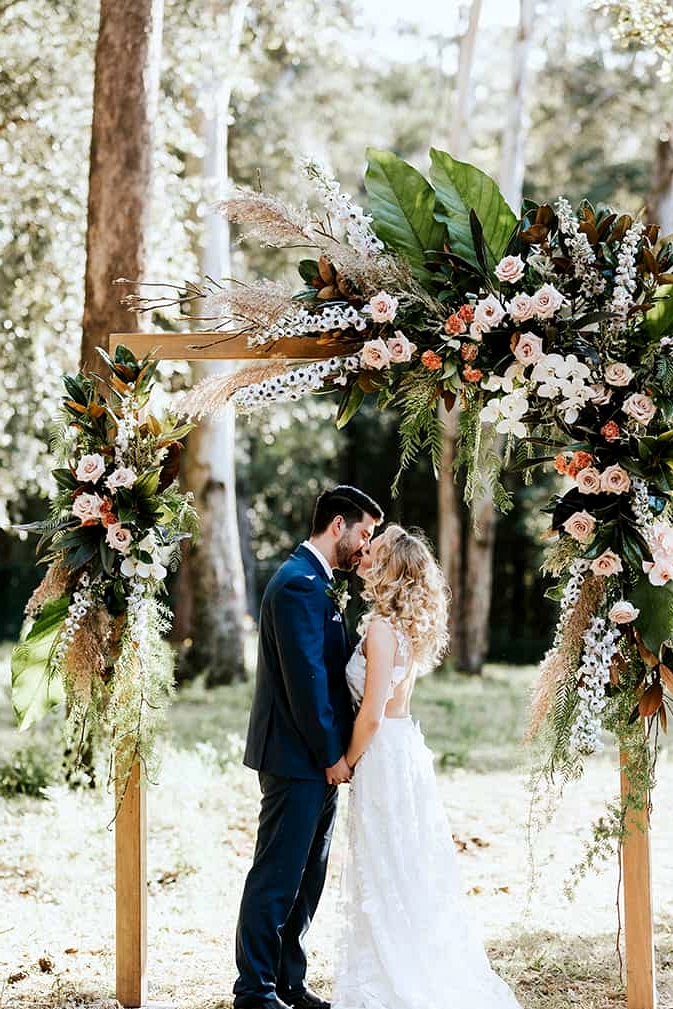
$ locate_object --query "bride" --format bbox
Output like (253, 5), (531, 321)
(333, 524), (521, 1009)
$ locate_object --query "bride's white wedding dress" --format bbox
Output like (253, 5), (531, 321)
(332, 624), (521, 1009)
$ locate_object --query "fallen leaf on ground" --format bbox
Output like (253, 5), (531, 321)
(8, 971), (28, 984)
(38, 956), (54, 972)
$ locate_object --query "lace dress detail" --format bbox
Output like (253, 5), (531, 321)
(332, 625), (521, 1009)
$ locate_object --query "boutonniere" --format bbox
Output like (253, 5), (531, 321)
(326, 577), (351, 614)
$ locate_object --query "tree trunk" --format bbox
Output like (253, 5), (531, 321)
(498, 0), (534, 211)
(178, 55), (248, 685)
(648, 124), (673, 234)
(81, 0), (164, 370)
(438, 0), (482, 670)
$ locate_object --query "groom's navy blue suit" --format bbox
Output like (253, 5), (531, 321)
(233, 544), (354, 1008)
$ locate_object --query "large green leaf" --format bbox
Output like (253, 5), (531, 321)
(11, 596), (68, 731)
(631, 575), (673, 655)
(364, 148), (446, 278)
(644, 285), (673, 340)
(429, 148), (517, 272)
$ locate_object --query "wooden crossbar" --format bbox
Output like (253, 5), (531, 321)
(109, 332), (354, 360)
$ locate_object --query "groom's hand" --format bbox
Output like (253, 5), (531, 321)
(325, 755), (352, 785)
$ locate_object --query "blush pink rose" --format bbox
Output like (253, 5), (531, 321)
(473, 294), (505, 331)
(513, 332), (544, 366)
(106, 522), (132, 554)
(72, 492), (104, 525)
(643, 557), (673, 586)
(622, 393), (657, 426)
(590, 549), (623, 577)
(532, 283), (564, 319)
(494, 254), (525, 284)
(506, 293), (535, 323)
(106, 466), (137, 491)
(575, 466), (602, 494)
(386, 331), (416, 363)
(360, 338), (392, 370)
(366, 291), (398, 323)
(608, 600), (640, 624)
(604, 362), (634, 387)
(599, 464), (631, 495)
(562, 510), (596, 543)
(75, 453), (106, 484)
(469, 319), (488, 342)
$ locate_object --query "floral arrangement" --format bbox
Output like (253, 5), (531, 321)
(128, 147), (673, 831)
(11, 346), (197, 790)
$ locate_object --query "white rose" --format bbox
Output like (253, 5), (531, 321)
(106, 466), (137, 491)
(599, 464), (631, 495)
(562, 510), (596, 544)
(575, 466), (602, 494)
(360, 338), (392, 370)
(494, 254), (525, 284)
(506, 293), (535, 323)
(106, 522), (133, 554)
(604, 362), (634, 387)
(532, 283), (564, 319)
(622, 393), (657, 426)
(473, 294), (506, 331)
(386, 330), (417, 363)
(513, 332), (544, 366)
(72, 492), (104, 524)
(366, 291), (399, 323)
(590, 549), (623, 577)
(608, 600), (640, 624)
(75, 453), (106, 484)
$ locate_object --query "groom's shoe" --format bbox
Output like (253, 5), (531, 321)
(279, 991), (330, 1009)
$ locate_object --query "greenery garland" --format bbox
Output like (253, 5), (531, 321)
(11, 346), (197, 792)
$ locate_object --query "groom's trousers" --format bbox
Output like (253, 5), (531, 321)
(233, 771), (338, 1008)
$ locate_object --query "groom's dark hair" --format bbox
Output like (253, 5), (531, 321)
(311, 485), (384, 535)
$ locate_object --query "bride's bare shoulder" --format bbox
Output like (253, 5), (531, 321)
(361, 616), (397, 656)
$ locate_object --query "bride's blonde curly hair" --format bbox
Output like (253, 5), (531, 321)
(359, 524), (450, 674)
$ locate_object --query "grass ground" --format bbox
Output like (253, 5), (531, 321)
(1, 642), (672, 1009)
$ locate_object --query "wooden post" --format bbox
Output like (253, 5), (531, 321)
(115, 758), (147, 1008)
(620, 747), (657, 1009)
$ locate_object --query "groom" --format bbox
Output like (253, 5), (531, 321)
(233, 485), (384, 1009)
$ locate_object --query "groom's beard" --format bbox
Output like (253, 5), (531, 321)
(335, 531), (363, 571)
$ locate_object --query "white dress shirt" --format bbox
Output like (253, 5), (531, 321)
(301, 540), (334, 581)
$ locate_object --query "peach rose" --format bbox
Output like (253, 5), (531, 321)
(75, 453), (106, 485)
(590, 549), (623, 577)
(562, 510), (596, 543)
(106, 522), (132, 554)
(604, 361), (634, 387)
(494, 254), (525, 284)
(575, 466), (602, 494)
(608, 600), (640, 624)
(532, 283), (564, 319)
(513, 332), (544, 366)
(599, 464), (631, 495)
(444, 314), (467, 336)
(622, 393), (657, 426)
(72, 492), (104, 525)
(360, 338), (392, 370)
(506, 293), (535, 323)
(421, 350), (443, 370)
(386, 331), (416, 363)
(366, 291), (398, 323)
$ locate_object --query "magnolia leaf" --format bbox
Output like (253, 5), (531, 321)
(660, 662), (673, 693)
(429, 148), (517, 272)
(336, 382), (365, 429)
(644, 285), (673, 340)
(11, 596), (68, 731)
(639, 681), (663, 718)
(631, 574), (673, 655)
(364, 148), (446, 278)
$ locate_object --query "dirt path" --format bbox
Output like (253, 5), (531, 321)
(2, 745), (672, 1009)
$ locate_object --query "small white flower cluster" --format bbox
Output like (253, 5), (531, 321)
(300, 156), (384, 256)
(234, 356), (362, 412)
(52, 573), (93, 670)
(252, 304), (369, 346)
(114, 395), (138, 464)
(558, 558), (591, 635)
(630, 477), (655, 532)
(610, 220), (646, 329)
(554, 197), (606, 298)
(570, 615), (620, 755)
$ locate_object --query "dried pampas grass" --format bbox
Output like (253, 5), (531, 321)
(526, 572), (607, 740)
(65, 605), (118, 706)
(25, 559), (77, 618)
(203, 279), (296, 334)
(215, 189), (312, 248)
(177, 362), (289, 419)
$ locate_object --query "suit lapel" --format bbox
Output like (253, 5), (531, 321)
(294, 543), (332, 584)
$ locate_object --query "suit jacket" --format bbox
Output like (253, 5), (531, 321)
(243, 544), (354, 779)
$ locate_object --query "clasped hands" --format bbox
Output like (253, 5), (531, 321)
(325, 754), (353, 785)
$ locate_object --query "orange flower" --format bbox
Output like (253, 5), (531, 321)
(567, 450), (594, 477)
(463, 365), (483, 383)
(421, 350), (443, 370)
(461, 342), (478, 362)
(100, 499), (119, 528)
(458, 303), (475, 323)
(601, 421), (620, 442)
(444, 313), (467, 336)
(554, 453), (568, 475)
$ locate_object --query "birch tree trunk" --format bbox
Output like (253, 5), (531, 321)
(81, 0), (164, 369)
(178, 4), (249, 686)
(438, 0), (482, 669)
(649, 124), (673, 234)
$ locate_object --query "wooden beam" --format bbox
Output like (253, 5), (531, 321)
(620, 745), (658, 1009)
(109, 332), (355, 361)
(116, 759), (147, 1008)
